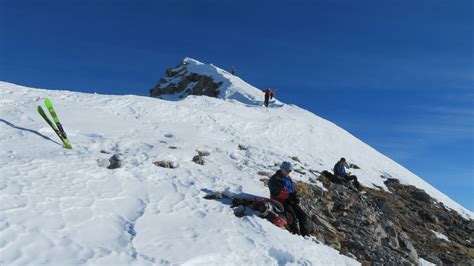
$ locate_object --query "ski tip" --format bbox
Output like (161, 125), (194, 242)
(63, 139), (73, 149)
(37, 105), (46, 114)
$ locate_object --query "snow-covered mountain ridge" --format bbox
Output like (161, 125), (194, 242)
(0, 58), (471, 265)
(150, 58), (471, 219)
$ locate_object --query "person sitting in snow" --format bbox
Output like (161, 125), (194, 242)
(263, 89), (275, 107)
(268, 161), (310, 236)
(333, 157), (362, 191)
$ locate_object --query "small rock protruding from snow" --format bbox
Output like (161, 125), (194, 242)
(349, 163), (360, 169)
(196, 149), (210, 157)
(153, 160), (178, 169)
(238, 144), (249, 151)
(257, 171), (272, 177)
(290, 156), (302, 163)
(192, 155), (204, 165)
(107, 154), (122, 169)
(97, 154), (122, 169)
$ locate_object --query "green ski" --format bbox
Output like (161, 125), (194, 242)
(44, 98), (67, 138)
(37, 98), (73, 149)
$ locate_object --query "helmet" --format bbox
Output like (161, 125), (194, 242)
(280, 161), (293, 171)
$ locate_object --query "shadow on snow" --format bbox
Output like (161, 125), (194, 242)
(0, 118), (62, 146)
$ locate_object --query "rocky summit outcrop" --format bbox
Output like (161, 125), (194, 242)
(262, 172), (474, 264)
(150, 59), (223, 99)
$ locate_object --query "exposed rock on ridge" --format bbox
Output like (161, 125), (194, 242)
(150, 60), (223, 99)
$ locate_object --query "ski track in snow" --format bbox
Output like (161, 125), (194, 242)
(0, 77), (471, 265)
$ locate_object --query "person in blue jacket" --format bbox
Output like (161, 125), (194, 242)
(333, 157), (361, 190)
(268, 161), (310, 236)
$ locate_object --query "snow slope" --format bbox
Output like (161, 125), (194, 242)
(0, 72), (471, 265)
(184, 57), (277, 104)
(0, 82), (354, 265)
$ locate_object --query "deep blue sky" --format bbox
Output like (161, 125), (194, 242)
(1, 0), (473, 210)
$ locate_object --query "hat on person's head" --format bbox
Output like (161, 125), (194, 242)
(280, 161), (293, 171)
(340, 157), (346, 162)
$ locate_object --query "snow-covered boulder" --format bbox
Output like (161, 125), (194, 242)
(150, 58), (280, 107)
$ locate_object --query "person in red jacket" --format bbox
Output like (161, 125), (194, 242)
(263, 89), (275, 107)
(268, 162), (310, 236)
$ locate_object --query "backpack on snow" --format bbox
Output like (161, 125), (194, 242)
(231, 198), (289, 228)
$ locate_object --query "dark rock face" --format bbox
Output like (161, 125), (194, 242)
(150, 60), (223, 98)
(267, 172), (474, 264)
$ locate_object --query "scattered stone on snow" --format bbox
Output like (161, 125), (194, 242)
(192, 155), (204, 165)
(97, 154), (122, 169)
(291, 156), (302, 163)
(257, 171), (272, 177)
(196, 150), (210, 157)
(153, 160), (178, 169)
(238, 144), (248, 151)
(107, 154), (122, 169)
(294, 168), (306, 175)
(349, 163), (360, 169)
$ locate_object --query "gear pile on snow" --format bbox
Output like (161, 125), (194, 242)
(204, 193), (290, 229)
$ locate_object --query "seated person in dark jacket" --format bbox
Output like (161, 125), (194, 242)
(268, 161), (310, 236)
(333, 157), (362, 190)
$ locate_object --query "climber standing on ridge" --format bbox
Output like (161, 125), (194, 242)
(231, 66), (236, 75)
(263, 89), (274, 107)
(333, 157), (362, 191)
(268, 161), (310, 236)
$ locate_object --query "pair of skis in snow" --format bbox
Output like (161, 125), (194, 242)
(37, 98), (72, 149)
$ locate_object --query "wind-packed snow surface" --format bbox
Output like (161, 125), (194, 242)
(0, 64), (471, 265)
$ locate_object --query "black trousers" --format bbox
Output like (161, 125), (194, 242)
(284, 201), (310, 236)
(344, 174), (361, 189)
